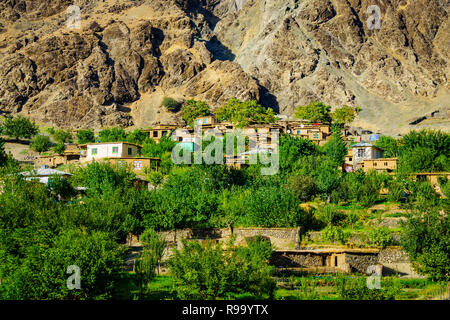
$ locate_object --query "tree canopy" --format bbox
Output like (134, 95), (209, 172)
(294, 101), (332, 124)
(215, 98), (276, 128)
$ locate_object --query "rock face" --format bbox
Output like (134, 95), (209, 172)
(0, 0), (448, 132)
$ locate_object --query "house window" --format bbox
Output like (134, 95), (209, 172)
(203, 118), (207, 124)
(91, 148), (97, 156)
(297, 130), (301, 134)
(313, 133), (320, 139)
(153, 131), (158, 138)
(134, 161), (142, 170)
(374, 162), (377, 166)
(357, 149), (365, 158)
(128, 147), (133, 156)
(196, 119), (201, 125)
(162, 131), (167, 137)
(112, 147), (119, 154)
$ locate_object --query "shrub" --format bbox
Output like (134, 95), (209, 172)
(322, 226), (349, 244)
(53, 142), (66, 155)
(161, 97), (182, 112)
(316, 204), (346, 227)
(368, 227), (393, 248)
(289, 175), (317, 202)
(336, 275), (399, 300)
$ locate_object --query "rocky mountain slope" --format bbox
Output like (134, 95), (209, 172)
(0, 0), (448, 134)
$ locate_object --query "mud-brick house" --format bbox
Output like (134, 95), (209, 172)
(287, 122), (331, 146)
(362, 158), (398, 173)
(144, 124), (178, 143)
(34, 143), (81, 168)
(350, 142), (384, 171)
(194, 116), (217, 129)
(108, 157), (161, 174)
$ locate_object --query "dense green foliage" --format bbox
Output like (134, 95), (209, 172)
(76, 129), (95, 144)
(331, 106), (356, 124)
(215, 98), (276, 128)
(30, 135), (52, 154)
(402, 206), (450, 281)
(168, 238), (276, 300)
(294, 101), (332, 124)
(0, 122), (448, 299)
(1, 115), (39, 141)
(181, 99), (211, 128)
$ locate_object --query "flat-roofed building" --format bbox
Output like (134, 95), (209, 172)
(144, 124), (178, 143)
(362, 158), (398, 173)
(80, 142), (142, 162)
(351, 142), (384, 170)
(288, 123), (331, 145)
(108, 157), (161, 174)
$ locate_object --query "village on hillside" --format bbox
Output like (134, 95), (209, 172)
(0, 99), (449, 301)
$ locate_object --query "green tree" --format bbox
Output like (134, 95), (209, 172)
(76, 129), (95, 144)
(289, 175), (317, 202)
(402, 208), (450, 281)
(47, 175), (76, 200)
(52, 129), (73, 144)
(332, 106), (356, 124)
(294, 101), (332, 124)
(181, 99), (211, 128)
(215, 98), (276, 128)
(30, 135), (51, 154)
(126, 129), (148, 145)
(53, 142), (66, 155)
(134, 250), (158, 298)
(168, 238), (275, 300)
(140, 228), (166, 275)
(375, 136), (399, 158)
(2, 115), (39, 141)
(325, 133), (348, 167)
(98, 128), (127, 143)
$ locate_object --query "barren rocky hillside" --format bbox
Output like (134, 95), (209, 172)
(0, 0), (448, 134)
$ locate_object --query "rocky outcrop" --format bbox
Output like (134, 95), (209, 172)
(0, 0), (448, 133)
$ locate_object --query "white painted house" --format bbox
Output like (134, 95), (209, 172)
(80, 142), (142, 162)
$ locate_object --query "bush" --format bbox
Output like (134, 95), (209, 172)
(316, 204), (346, 227)
(289, 175), (317, 202)
(168, 238), (275, 300)
(322, 226), (349, 244)
(161, 97), (181, 112)
(336, 275), (399, 300)
(368, 227), (393, 248)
